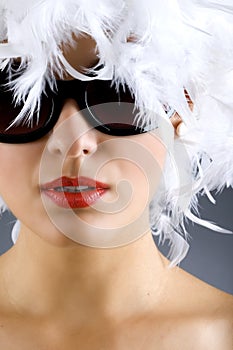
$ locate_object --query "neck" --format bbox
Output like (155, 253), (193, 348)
(0, 224), (170, 324)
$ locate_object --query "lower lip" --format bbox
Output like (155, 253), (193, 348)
(41, 188), (108, 208)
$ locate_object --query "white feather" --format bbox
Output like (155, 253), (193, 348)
(0, 0), (232, 264)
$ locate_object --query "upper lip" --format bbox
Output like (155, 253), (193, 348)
(40, 176), (110, 190)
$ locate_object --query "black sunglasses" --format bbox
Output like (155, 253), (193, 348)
(0, 68), (174, 144)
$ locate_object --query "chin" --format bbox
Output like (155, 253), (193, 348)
(38, 228), (82, 248)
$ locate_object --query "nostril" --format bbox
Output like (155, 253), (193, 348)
(82, 149), (89, 155)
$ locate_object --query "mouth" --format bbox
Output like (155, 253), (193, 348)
(53, 186), (96, 193)
(40, 176), (109, 208)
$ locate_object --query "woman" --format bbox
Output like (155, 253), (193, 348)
(0, 1), (232, 348)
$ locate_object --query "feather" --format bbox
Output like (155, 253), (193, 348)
(0, 0), (232, 264)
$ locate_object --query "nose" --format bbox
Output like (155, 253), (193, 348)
(47, 99), (98, 158)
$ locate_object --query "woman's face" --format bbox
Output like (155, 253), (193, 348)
(0, 36), (167, 248)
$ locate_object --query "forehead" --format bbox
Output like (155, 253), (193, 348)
(61, 34), (99, 78)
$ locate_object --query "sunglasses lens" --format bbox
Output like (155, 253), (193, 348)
(0, 82), (54, 141)
(85, 81), (143, 134)
(0, 70), (150, 143)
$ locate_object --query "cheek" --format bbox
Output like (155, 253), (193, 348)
(122, 133), (166, 196)
(0, 145), (24, 190)
(0, 143), (43, 208)
(142, 133), (167, 187)
(96, 134), (166, 211)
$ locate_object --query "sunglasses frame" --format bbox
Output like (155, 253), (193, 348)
(0, 73), (151, 144)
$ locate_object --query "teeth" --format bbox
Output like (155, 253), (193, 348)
(54, 186), (95, 193)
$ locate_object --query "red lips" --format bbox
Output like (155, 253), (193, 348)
(40, 176), (109, 208)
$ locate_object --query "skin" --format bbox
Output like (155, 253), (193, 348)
(0, 35), (232, 349)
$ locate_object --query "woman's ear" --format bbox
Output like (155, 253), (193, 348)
(169, 113), (186, 137)
(170, 91), (193, 137)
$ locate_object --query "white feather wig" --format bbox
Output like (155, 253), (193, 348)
(0, 0), (233, 265)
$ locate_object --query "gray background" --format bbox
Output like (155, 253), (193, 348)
(0, 187), (232, 294)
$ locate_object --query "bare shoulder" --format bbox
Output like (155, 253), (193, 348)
(163, 264), (233, 349)
(173, 264), (233, 315)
